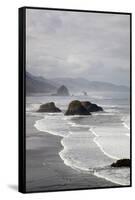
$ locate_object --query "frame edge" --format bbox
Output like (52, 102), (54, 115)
(18, 7), (26, 193)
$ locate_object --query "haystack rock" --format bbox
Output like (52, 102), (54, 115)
(111, 159), (130, 167)
(57, 85), (69, 96)
(65, 100), (91, 115)
(37, 102), (61, 113)
(81, 101), (103, 112)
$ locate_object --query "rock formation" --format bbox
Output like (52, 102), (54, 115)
(111, 159), (130, 167)
(57, 85), (69, 96)
(81, 101), (103, 112)
(37, 102), (61, 113)
(65, 100), (91, 115)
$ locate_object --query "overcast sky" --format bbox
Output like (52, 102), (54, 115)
(26, 9), (130, 86)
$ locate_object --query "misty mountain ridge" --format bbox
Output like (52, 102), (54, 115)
(26, 71), (57, 94)
(26, 71), (129, 95)
(51, 77), (129, 92)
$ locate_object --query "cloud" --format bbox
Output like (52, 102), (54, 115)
(26, 9), (130, 86)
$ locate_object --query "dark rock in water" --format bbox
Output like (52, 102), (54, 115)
(37, 102), (61, 113)
(111, 159), (130, 167)
(57, 85), (69, 96)
(65, 100), (91, 115)
(65, 100), (102, 115)
(81, 101), (103, 112)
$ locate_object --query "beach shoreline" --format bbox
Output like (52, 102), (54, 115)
(26, 114), (119, 192)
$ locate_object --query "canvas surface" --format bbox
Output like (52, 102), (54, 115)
(19, 7), (131, 193)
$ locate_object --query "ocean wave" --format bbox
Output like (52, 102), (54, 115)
(60, 135), (91, 172)
(26, 112), (44, 117)
(89, 128), (120, 160)
(104, 109), (120, 113)
(122, 122), (130, 130)
(34, 112), (130, 186)
(91, 95), (104, 99)
(34, 113), (76, 137)
(63, 115), (91, 120)
(26, 103), (41, 112)
(121, 115), (130, 137)
(67, 121), (90, 128)
(34, 119), (60, 136)
(94, 167), (130, 186)
(92, 112), (116, 116)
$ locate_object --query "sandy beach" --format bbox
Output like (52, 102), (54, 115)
(26, 114), (118, 192)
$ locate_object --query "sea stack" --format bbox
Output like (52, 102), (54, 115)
(37, 102), (61, 113)
(57, 85), (69, 96)
(65, 100), (91, 115)
(81, 101), (103, 112)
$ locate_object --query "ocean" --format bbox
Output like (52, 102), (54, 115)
(26, 91), (130, 186)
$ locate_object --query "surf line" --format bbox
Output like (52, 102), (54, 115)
(93, 170), (127, 186)
(121, 120), (130, 137)
(34, 116), (90, 172)
(122, 122), (130, 130)
(59, 132), (92, 173)
(89, 128), (119, 160)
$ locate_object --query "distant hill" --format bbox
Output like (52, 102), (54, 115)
(51, 77), (129, 92)
(26, 72), (57, 94)
(26, 72), (129, 95)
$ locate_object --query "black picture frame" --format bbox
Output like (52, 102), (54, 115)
(19, 6), (132, 193)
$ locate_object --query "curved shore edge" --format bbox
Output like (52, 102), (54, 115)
(26, 114), (119, 192)
(122, 122), (130, 137)
(59, 133), (92, 172)
(122, 122), (130, 130)
(89, 128), (120, 160)
(94, 171), (127, 186)
(121, 116), (130, 137)
(59, 131), (127, 186)
(34, 115), (124, 186)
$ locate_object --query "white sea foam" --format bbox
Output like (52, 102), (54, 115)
(92, 95), (104, 99)
(26, 112), (44, 117)
(26, 103), (41, 112)
(92, 112), (115, 116)
(59, 136), (91, 172)
(34, 114), (70, 137)
(34, 99), (130, 186)
(125, 134), (130, 137)
(122, 122), (130, 130)
(94, 171), (121, 185)
(67, 121), (90, 128)
(89, 128), (120, 160)
(94, 168), (130, 186)
(104, 109), (120, 113)
(91, 126), (130, 159)
(122, 122), (130, 137)
(121, 115), (130, 137)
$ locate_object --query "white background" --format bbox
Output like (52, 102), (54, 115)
(0, 0), (134, 199)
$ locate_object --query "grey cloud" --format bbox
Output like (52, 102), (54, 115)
(26, 9), (130, 86)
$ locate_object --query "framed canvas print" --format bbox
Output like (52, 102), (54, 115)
(19, 7), (132, 193)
